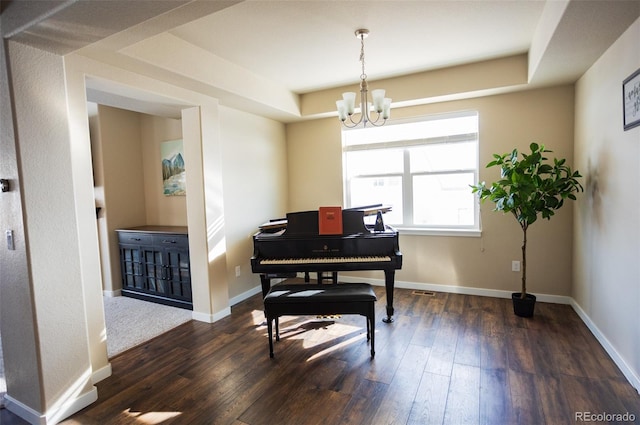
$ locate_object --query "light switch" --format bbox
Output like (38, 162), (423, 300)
(6, 230), (14, 250)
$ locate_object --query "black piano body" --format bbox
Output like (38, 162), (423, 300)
(251, 207), (402, 322)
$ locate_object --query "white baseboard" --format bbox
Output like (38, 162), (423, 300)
(4, 386), (97, 425)
(192, 307), (231, 324)
(91, 363), (112, 385)
(102, 289), (121, 297)
(338, 275), (573, 305)
(228, 278), (287, 307)
(570, 300), (640, 394)
(239, 275), (573, 305)
(46, 387), (98, 424)
(3, 394), (44, 425)
(229, 285), (262, 306)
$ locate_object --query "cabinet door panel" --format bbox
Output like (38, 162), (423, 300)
(165, 249), (191, 300)
(120, 245), (145, 290)
(142, 249), (162, 292)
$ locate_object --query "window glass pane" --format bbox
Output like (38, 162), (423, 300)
(345, 149), (403, 177)
(342, 111), (479, 230)
(410, 141), (477, 173)
(413, 173), (475, 226)
(350, 176), (403, 224)
(344, 114), (478, 146)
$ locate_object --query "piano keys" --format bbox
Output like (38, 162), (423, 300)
(259, 255), (392, 265)
(251, 205), (402, 322)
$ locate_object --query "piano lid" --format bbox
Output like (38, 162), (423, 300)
(257, 204), (392, 233)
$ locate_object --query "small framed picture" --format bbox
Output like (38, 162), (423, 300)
(623, 67), (640, 131)
(161, 139), (186, 196)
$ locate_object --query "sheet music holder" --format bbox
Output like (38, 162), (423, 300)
(257, 204), (392, 233)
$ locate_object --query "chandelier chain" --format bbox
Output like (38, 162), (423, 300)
(360, 35), (367, 81)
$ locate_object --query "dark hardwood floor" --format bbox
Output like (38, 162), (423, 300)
(3, 284), (639, 424)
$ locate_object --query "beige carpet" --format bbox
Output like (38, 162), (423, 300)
(104, 296), (192, 358)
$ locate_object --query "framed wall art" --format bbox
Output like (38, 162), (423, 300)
(623, 67), (640, 131)
(161, 139), (186, 196)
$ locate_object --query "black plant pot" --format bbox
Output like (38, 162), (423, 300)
(511, 292), (536, 317)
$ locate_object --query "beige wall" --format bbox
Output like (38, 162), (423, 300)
(287, 85), (576, 299)
(1, 40), (99, 421)
(0, 36), (44, 415)
(220, 106), (288, 300)
(574, 17), (640, 390)
(140, 114), (187, 226)
(93, 105), (147, 294)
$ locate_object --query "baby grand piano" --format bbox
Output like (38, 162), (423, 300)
(251, 205), (402, 322)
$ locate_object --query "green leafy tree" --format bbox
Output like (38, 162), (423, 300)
(471, 143), (583, 298)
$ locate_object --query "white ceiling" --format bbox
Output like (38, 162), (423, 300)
(3, 0), (640, 119)
(168, 0), (545, 93)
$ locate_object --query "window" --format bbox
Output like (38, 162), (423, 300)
(342, 111), (479, 234)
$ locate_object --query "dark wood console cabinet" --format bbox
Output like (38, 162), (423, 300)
(116, 226), (192, 310)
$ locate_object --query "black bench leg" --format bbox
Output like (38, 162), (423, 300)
(267, 317), (274, 358)
(366, 316), (370, 341)
(275, 317), (280, 341)
(369, 316), (376, 358)
(369, 305), (375, 358)
(371, 317), (375, 358)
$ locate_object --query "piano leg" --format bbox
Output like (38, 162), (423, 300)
(383, 269), (395, 323)
(260, 274), (272, 298)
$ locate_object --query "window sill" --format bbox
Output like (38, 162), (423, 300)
(396, 227), (481, 237)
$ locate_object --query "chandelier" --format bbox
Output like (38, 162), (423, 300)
(336, 29), (391, 128)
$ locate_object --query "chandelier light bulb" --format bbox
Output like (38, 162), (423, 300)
(342, 92), (356, 115)
(336, 100), (347, 121)
(371, 89), (385, 113)
(383, 98), (391, 119)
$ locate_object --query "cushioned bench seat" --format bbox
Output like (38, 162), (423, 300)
(263, 283), (377, 358)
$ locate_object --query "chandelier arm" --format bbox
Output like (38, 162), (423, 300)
(367, 113), (387, 127)
(343, 120), (359, 129)
(351, 111), (364, 126)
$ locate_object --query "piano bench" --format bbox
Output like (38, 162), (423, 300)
(263, 283), (377, 359)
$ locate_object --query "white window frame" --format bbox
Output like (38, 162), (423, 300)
(342, 111), (480, 237)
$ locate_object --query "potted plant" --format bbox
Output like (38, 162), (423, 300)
(471, 143), (583, 317)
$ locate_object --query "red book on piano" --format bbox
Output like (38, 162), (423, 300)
(318, 206), (343, 235)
